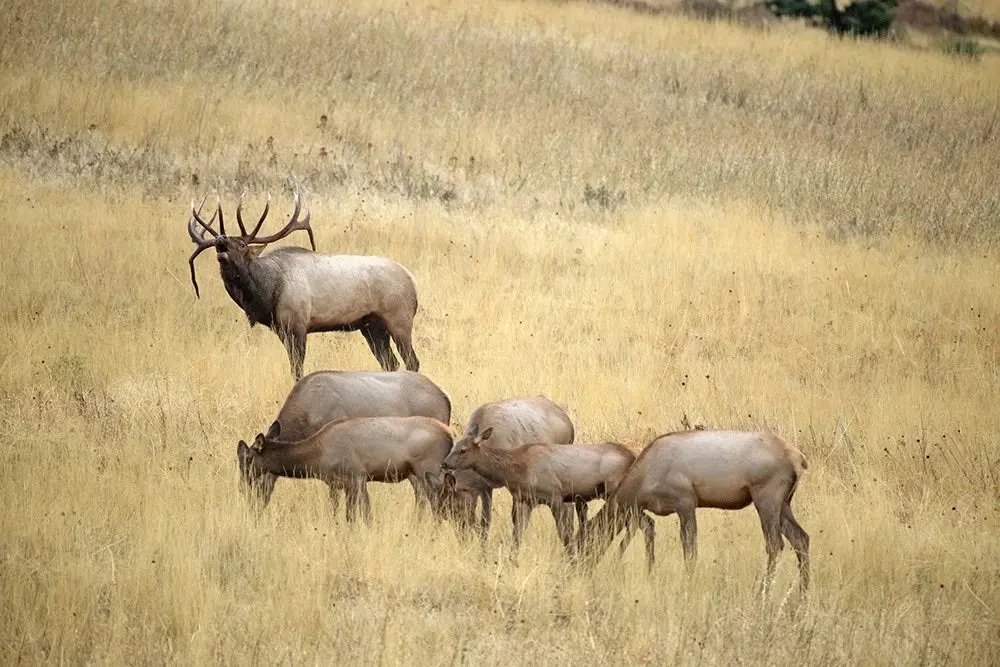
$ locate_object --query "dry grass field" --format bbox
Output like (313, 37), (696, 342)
(1, 0), (999, 664)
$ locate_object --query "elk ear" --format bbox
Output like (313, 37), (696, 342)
(479, 427), (493, 442)
(252, 433), (266, 452)
(248, 245), (266, 258)
(238, 440), (251, 458)
(444, 471), (457, 490)
(265, 420), (281, 440)
(467, 423), (480, 438)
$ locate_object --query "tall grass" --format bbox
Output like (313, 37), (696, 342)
(1, 0), (998, 664)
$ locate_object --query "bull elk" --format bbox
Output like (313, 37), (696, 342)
(237, 417), (455, 523)
(187, 192), (420, 379)
(450, 396), (578, 547)
(442, 435), (636, 554)
(580, 430), (810, 593)
(239, 369), (453, 511)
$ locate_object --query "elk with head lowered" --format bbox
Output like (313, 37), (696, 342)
(187, 192), (420, 379)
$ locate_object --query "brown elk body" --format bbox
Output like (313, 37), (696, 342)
(449, 396), (577, 547)
(242, 370), (451, 510)
(443, 436), (635, 553)
(237, 416), (455, 523)
(187, 193), (420, 379)
(581, 430), (810, 593)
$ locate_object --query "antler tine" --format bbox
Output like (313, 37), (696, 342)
(216, 198), (226, 236)
(246, 191), (315, 250)
(247, 193), (272, 241)
(190, 196), (220, 238)
(235, 191), (249, 237)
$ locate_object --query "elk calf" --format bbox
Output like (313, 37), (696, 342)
(581, 430), (810, 593)
(187, 192), (420, 379)
(455, 396), (576, 545)
(443, 431), (635, 554)
(237, 416), (455, 523)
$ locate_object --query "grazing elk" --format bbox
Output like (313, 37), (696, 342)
(451, 396), (577, 547)
(239, 370), (453, 511)
(579, 430), (810, 593)
(187, 192), (420, 379)
(237, 417), (455, 523)
(442, 435), (636, 554)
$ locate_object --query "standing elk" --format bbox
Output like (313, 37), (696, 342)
(442, 435), (636, 554)
(451, 396), (577, 547)
(187, 192), (420, 379)
(238, 417), (455, 523)
(238, 370), (455, 511)
(579, 430), (810, 593)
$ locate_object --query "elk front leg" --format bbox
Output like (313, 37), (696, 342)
(327, 481), (343, 515)
(511, 500), (533, 553)
(277, 323), (307, 380)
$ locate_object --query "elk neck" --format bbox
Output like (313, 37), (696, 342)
(252, 436), (324, 480)
(218, 252), (282, 328)
(468, 446), (528, 489)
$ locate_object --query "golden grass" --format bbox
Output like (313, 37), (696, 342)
(1, 0), (999, 663)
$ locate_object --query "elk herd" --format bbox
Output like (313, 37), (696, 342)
(187, 191), (811, 594)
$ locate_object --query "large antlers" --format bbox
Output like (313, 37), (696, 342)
(243, 191), (315, 251)
(186, 191), (315, 298)
(187, 196), (219, 298)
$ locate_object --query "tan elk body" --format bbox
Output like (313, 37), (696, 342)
(187, 193), (419, 379)
(448, 396), (578, 547)
(581, 430), (810, 592)
(242, 370), (452, 510)
(443, 435), (636, 552)
(238, 416), (455, 523)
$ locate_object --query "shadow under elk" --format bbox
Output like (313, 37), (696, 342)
(187, 192), (420, 379)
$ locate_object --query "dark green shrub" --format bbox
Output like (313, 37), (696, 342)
(766, 0), (899, 37)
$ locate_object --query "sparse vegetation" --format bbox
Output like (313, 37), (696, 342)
(1, 0), (999, 664)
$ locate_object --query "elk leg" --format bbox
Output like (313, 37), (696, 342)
(361, 318), (399, 372)
(752, 492), (785, 597)
(279, 325), (307, 381)
(574, 499), (589, 553)
(327, 481), (343, 515)
(640, 512), (656, 572)
(511, 500), (533, 553)
(781, 502), (811, 593)
(479, 489), (493, 544)
(678, 508), (698, 571)
(550, 502), (575, 552)
(357, 481), (373, 526)
(383, 316), (420, 372)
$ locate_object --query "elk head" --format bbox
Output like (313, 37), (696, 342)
(187, 191), (315, 298)
(236, 420), (282, 509)
(442, 424), (493, 471)
(424, 470), (478, 527)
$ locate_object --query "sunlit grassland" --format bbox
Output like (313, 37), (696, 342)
(1, 0), (999, 664)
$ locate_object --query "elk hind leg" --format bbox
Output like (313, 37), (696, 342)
(383, 314), (420, 372)
(361, 317), (399, 372)
(752, 489), (785, 597)
(781, 502), (810, 592)
(678, 507), (698, 573)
